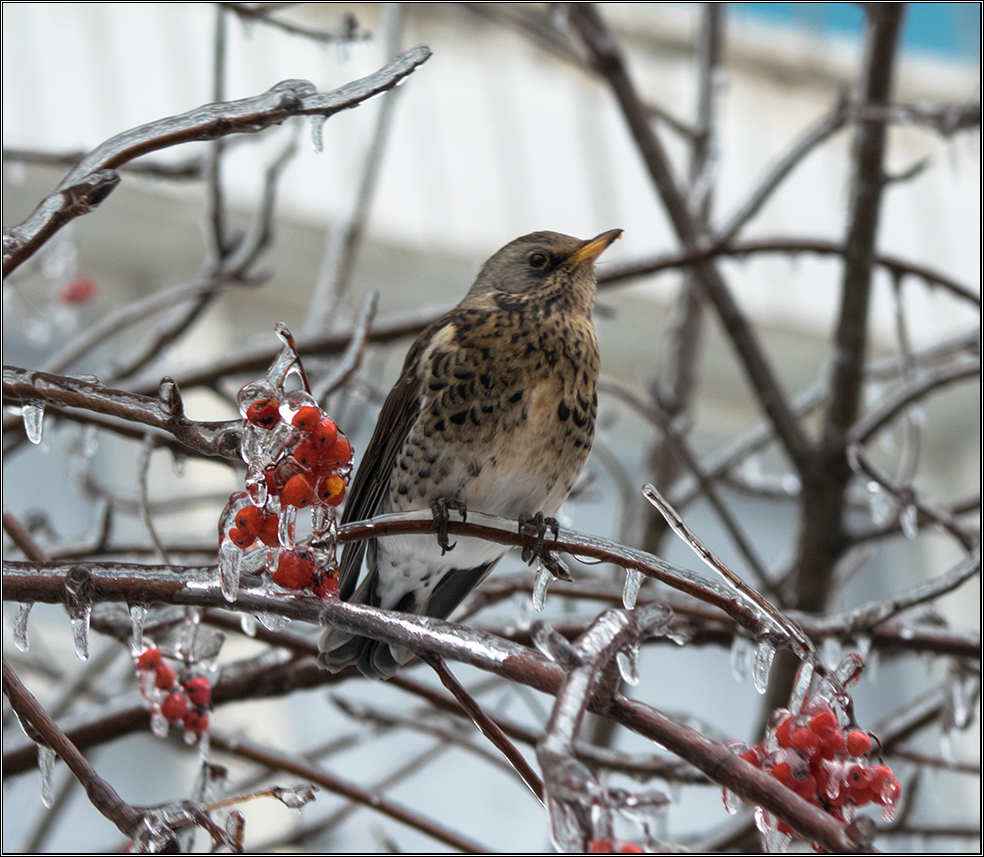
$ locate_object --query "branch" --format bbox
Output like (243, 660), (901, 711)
(3, 44), (432, 277)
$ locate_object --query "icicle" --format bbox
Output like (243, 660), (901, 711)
(821, 636), (842, 670)
(731, 635), (753, 685)
(722, 786), (740, 815)
(225, 811), (245, 849)
(273, 784), (318, 811)
(834, 652), (864, 688)
(151, 707), (170, 739)
(278, 504), (297, 549)
(788, 659), (814, 714)
(622, 568), (644, 609)
(532, 562), (553, 611)
(866, 481), (895, 527)
(129, 604), (147, 653)
(900, 503), (919, 539)
(240, 613), (258, 637)
(218, 538), (243, 602)
(310, 115), (326, 154)
(38, 744), (56, 808)
(256, 612), (290, 632)
(531, 622), (581, 669)
(171, 451), (187, 477)
(754, 806), (791, 853)
(64, 567), (94, 661)
(13, 602), (32, 652)
(752, 638), (776, 694)
(616, 642), (641, 686)
(22, 403), (45, 444)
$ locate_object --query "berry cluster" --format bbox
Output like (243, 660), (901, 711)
(588, 839), (644, 853)
(135, 647), (212, 737)
(729, 685), (901, 849)
(218, 369), (353, 599)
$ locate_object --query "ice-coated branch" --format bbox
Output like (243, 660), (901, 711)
(3, 367), (242, 462)
(568, 2), (812, 471)
(2, 661), (142, 837)
(2, 44), (432, 277)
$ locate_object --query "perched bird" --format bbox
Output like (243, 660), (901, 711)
(319, 229), (622, 678)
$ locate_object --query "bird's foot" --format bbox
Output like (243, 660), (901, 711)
(430, 498), (467, 556)
(519, 512), (571, 580)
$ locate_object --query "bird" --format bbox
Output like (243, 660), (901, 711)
(318, 228), (622, 678)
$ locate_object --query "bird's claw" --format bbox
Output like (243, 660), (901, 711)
(431, 498), (467, 556)
(519, 512), (570, 579)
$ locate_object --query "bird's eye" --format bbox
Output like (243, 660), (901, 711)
(529, 252), (549, 269)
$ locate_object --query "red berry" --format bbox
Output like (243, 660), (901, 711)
(820, 729), (847, 759)
(136, 647), (162, 670)
(311, 417), (338, 449)
(322, 436), (352, 466)
(257, 514), (280, 547)
(234, 505), (265, 535)
(770, 761), (795, 786)
(312, 570), (339, 598)
(160, 692), (188, 723)
(774, 715), (794, 748)
(810, 710), (839, 735)
(184, 677), (211, 707)
(846, 730), (871, 757)
(155, 663), (176, 691)
(58, 276), (98, 305)
(246, 397), (281, 429)
(272, 552), (317, 590)
(227, 527), (254, 549)
(795, 773), (818, 802)
(740, 746), (763, 767)
(291, 406), (322, 432)
(792, 727), (822, 756)
(281, 474), (314, 508)
(183, 709), (210, 735)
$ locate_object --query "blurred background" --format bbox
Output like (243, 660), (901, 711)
(3, 3), (980, 852)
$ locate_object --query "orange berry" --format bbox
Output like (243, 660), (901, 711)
(770, 761), (795, 786)
(183, 709), (210, 735)
(792, 727), (821, 756)
(136, 647), (163, 670)
(281, 474), (314, 508)
(794, 773), (818, 802)
(846, 730), (871, 757)
(184, 677), (211, 707)
(774, 715), (794, 748)
(820, 729), (847, 759)
(322, 435), (352, 466)
(312, 570), (339, 598)
(810, 710), (838, 735)
(311, 417), (338, 449)
(57, 276), (98, 305)
(291, 406), (322, 432)
(272, 552), (317, 590)
(245, 397), (281, 429)
(155, 663), (176, 691)
(318, 474), (346, 506)
(160, 692), (188, 723)
(740, 746), (763, 767)
(234, 505), (265, 535)
(257, 514), (280, 547)
(292, 438), (320, 469)
(227, 527), (254, 549)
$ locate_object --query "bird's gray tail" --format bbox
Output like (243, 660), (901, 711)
(318, 568), (412, 680)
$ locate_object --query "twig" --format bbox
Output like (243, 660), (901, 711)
(3, 45), (432, 277)
(425, 654), (544, 803)
(2, 661), (141, 837)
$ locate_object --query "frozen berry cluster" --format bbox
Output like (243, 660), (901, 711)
(729, 681), (901, 849)
(218, 373), (353, 599)
(136, 646), (212, 737)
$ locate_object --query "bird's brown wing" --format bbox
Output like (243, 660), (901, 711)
(336, 323), (438, 600)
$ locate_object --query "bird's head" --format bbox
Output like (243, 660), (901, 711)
(464, 229), (622, 315)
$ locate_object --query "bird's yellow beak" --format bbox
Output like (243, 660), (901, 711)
(569, 228), (623, 266)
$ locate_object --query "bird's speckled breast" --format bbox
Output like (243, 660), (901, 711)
(387, 306), (599, 520)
